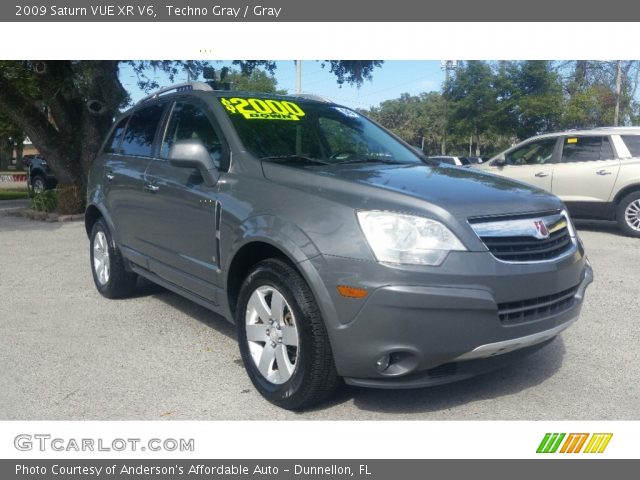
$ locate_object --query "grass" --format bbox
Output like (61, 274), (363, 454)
(0, 189), (29, 200)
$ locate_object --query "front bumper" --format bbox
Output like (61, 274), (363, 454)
(305, 245), (593, 387)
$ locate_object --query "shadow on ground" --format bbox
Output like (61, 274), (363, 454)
(574, 219), (621, 235)
(130, 278), (566, 416)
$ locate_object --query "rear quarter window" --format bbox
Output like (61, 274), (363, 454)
(622, 135), (640, 157)
(562, 136), (614, 162)
(103, 116), (129, 154)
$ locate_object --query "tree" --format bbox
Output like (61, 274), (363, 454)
(0, 60), (382, 212)
(495, 60), (563, 139)
(445, 61), (498, 156)
(366, 92), (445, 154)
(226, 69), (287, 94)
(558, 60), (640, 128)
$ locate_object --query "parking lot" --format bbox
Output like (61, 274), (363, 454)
(0, 205), (638, 420)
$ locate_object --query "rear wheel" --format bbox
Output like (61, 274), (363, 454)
(616, 191), (640, 238)
(236, 258), (340, 410)
(31, 174), (46, 194)
(90, 218), (137, 298)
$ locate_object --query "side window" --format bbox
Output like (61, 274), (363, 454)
(103, 116), (128, 154)
(162, 103), (223, 169)
(562, 136), (614, 163)
(505, 139), (556, 166)
(120, 104), (165, 157)
(622, 135), (640, 157)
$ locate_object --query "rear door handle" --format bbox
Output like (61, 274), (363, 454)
(144, 183), (160, 192)
(596, 170), (612, 176)
(534, 172), (548, 178)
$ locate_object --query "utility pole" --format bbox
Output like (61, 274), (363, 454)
(441, 61), (457, 155)
(295, 60), (302, 94)
(614, 60), (622, 126)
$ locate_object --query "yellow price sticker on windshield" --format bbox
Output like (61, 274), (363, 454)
(567, 138), (578, 144)
(220, 97), (306, 121)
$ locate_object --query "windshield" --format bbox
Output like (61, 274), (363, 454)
(219, 97), (423, 165)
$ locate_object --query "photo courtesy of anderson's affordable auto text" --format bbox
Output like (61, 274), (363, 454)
(0, 1), (638, 479)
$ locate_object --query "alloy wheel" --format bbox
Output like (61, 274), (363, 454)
(93, 231), (110, 285)
(245, 285), (299, 385)
(624, 199), (640, 232)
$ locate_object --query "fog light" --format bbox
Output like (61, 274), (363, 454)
(376, 354), (390, 372)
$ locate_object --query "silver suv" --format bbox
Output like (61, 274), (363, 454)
(477, 127), (640, 236)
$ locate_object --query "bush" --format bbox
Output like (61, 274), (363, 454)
(31, 189), (57, 212)
(56, 184), (84, 214)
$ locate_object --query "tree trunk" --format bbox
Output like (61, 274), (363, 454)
(614, 60), (622, 127)
(0, 138), (11, 170)
(0, 61), (126, 212)
(14, 138), (23, 171)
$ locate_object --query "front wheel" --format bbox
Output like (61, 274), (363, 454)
(236, 259), (340, 410)
(616, 191), (640, 238)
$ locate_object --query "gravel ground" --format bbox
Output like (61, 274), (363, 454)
(0, 212), (638, 420)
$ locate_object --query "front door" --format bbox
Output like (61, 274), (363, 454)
(486, 137), (558, 192)
(142, 101), (226, 302)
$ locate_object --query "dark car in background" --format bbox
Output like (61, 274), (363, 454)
(25, 156), (57, 193)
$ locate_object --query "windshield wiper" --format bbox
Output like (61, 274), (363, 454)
(261, 155), (331, 165)
(333, 157), (407, 165)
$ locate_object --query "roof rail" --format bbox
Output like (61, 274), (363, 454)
(136, 81), (213, 105)
(592, 126), (640, 130)
(294, 93), (333, 103)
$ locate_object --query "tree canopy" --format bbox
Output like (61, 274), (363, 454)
(366, 60), (639, 157)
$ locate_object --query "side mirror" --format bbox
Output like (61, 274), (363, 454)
(168, 139), (220, 186)
(492, 157), (506, 167)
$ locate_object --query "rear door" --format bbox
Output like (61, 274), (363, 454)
(142, 100), (227, 301)
(551, 135), (620, 206)
(102, 104), (166, 259)
(485, 137), (558, 191)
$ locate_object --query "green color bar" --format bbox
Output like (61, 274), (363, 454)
(537, 433), (552, 453)
(549, 433), (566, 453)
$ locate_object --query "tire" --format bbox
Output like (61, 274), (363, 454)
(31, 174), (46, 194)
(616, 191), (640, 238)
(236, 258), (340, 410)
(90, 217), (137, 298)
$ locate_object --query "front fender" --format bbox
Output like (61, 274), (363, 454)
(225, 214), (321, 269)
(222, 214), (342, 338)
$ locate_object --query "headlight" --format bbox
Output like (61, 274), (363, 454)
(356, 211), (466, 266)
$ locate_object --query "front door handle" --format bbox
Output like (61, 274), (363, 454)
(105, 172), (114, 181)
(596, 170), (612, 176)
(144, 183), (160, 192)
(534, 172), (548, 178)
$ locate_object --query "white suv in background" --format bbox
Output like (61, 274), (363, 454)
(477, 127), (640, 237)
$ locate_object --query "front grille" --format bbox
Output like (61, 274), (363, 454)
(497, 284), (579, 325)
(482, 227), (572, 262)
(470, 211), (574, 262)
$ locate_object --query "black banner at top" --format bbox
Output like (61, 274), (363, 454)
(5, 0), (640, 22)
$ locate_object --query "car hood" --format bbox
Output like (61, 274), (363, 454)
(261, 162), (563, 219)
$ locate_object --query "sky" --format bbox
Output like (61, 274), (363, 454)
(119, 60), (446, 110)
